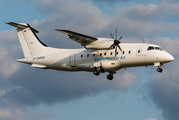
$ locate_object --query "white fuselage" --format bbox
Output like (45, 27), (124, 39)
(7, 22), (174, 80)
(17, 43), (174, 73)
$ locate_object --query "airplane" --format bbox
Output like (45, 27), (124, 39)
(6, 22), (174, 80)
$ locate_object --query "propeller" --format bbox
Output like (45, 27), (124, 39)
(110, 28), (123, 57)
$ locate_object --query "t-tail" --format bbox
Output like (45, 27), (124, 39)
(6, 22), (48, 58)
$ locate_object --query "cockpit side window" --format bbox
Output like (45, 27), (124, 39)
(155, 47), (163, 51)
(147, 46), (164, 51)
(147, 46), (154, 50)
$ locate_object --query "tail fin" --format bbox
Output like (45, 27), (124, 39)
(6, 22), (47, 58)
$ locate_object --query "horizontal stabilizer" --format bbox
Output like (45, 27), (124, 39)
(6, 22), (39, 33)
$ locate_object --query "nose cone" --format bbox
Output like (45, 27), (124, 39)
(165, 53), (174, 62)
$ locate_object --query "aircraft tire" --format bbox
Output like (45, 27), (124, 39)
(107, 74), (113, 80)
(157, 68), (163, 73)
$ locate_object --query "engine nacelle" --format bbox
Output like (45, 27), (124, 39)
(85, 38), (114, 49)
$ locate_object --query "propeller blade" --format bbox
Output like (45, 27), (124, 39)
(117, 44), (122, 52)
(110, 33), (114, 39)
(109, 28), (123, 54)
(115, 46), (117, 57)
(119, 36), (123, 40)
(110, 44), (115, 49)
(116, 28), (117, 40)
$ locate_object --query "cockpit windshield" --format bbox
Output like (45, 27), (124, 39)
(155, 47), (163, 50)
(147, 46), (154, 50)
(147, 46), (164, 51)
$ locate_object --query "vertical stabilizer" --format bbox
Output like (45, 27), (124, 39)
(6, 22), (47, 58)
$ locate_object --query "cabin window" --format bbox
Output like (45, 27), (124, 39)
(129, 50), (131, 54)
(122, 51), (125, 54)
(104, 53), (106, 56)
(138, 50), (140, 53)
(110, 52), (113, 55)
(93, 54), (95, 57)
(100, 53), (102, 56)
(81, 55), (83, 58)
(147, 46), (154, 50)
(87, 54), (89, 57)
(116, 52), (118, 55)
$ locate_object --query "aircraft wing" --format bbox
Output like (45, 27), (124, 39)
(55, 29), (98, 45)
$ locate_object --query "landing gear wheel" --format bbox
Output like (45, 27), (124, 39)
(107, 74), (113, 80)
(93, 70), (100, 76)
(157, 68), (163, 73)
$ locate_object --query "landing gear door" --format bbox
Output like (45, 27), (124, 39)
(92, 61), (102, 68)
(70, 54), (76, 67)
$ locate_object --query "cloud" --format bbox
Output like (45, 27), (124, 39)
(0, 0), (138, 107)
(2, 0), (177, 106)
(118, 4), (160, 21)
(0, 47), (20, 78)
(0, 109), (27, 120)
(0, 67), (138, 106)
(113, 2), (179, 38)
(142, 37), (179, 120)
(28, 0), (179, 42)
(90, 0), (179, 5)
(143, 117), (159, 120)
(0, 31), (20, 78)
(90, 0), (148, 4)
(2, 1), (179, 120)
(0, 108), (50, 120)
(114, 71), (138, 90)
(147, 61), (179, 120)
(28, 0), (110, 48)
(150, 37), (179, 55)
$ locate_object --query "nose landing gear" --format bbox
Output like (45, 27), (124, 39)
(155, 63), (163, 73)
(157, 67), (163, 73)
(107, 73), (114, 80)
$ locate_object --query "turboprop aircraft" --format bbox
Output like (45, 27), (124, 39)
(6, 22), (174, 80)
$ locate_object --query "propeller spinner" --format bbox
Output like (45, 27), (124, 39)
(110, 28), (123, 56)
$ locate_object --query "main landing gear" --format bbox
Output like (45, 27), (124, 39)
(93, 67), (115, 80)
(93, 70), (100, 76)
(93, 67), (105, 76)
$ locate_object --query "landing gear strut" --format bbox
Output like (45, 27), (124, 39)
(93, 67), (105, 76)
(107, 73), (113, 80)
(157, 67), (163, 73)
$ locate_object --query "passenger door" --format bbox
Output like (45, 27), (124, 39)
(70, 54), (76, 67)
